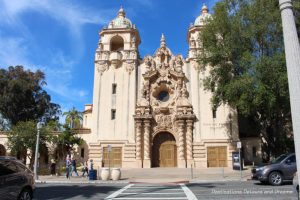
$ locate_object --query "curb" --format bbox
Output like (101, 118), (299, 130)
(36, 178), (251, 185)
(189, 179), (250, 183)
(35, 180), (129, 184)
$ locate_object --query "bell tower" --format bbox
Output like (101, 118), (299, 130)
(187, 4), (211, 62)
(91, 7), (141, 146)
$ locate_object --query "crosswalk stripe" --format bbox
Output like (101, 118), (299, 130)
(129, 187), (182, 190)
(180, 184), (198, 200)
(105, 184), (134, 200)
(122, 192), (185, 195)
(112, 198), (187, 200)
(105, 184), (197, 200)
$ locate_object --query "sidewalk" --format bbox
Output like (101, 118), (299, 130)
(36, 167), (252, 184)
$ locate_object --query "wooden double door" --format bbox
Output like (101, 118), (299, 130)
(207, 146), (227, 167)
(102, 147), (122, 167)
(152, 132), (177, 167)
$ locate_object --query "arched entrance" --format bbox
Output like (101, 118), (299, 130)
(0, 144), (6, 156)
(152, 132), (177, 167)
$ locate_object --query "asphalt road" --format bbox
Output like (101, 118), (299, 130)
(33, 180), (298, 200)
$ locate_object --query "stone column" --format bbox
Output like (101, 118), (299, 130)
(279, 0), (300, 192)
(135, 120), (142, 167)
(143, 120), (151, 168)
(177, 120), (186, 168)
(186, 120), (193, 167)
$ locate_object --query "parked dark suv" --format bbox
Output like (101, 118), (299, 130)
(252, 153), (296, 186)
(0, 157), (35, 200)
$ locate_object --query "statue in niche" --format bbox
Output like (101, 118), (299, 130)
(141, 80), (150, 101)
(144, 57), (151, 72)
(171, 55), (183, 72)
(156, 48), (171, 67)
(144, 56), (156, 73)
(181, 83), (188, 98)
(131, 36), (136, 48)
(190, 37), (196, 48)
(174, 79), (183, 101)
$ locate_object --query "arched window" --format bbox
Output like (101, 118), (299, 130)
(110, 35), (124, 51)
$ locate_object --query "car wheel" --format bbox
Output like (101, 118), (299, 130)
(18, 188), (32, 200)
(269, 171), (283, 186)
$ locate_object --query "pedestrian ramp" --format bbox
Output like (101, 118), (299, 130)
(105, 183), (198, 200)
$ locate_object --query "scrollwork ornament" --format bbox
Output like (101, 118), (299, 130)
(124, 61), (135, 74)
(96, 61), (109, 75)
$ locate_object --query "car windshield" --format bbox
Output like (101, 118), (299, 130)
(270, 154), (288, 164)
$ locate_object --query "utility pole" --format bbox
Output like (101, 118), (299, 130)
(34, 122), (44, 180)
(279, 1), (300, 198)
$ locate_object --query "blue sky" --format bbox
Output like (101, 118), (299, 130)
(0, 0), (218, 120)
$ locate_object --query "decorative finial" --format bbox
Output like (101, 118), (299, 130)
(118, 6), (125, 17)
(202, 3), (208, 13)
(160, 33), (166, 47)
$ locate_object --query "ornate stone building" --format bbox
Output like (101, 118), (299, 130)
(78, 5), (246, 168)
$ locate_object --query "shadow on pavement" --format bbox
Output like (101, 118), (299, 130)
(33, 185), (123, 200)
(187, 182), (222, 188)
(253, 180), (293, 186)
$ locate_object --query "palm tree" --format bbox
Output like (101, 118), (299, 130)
(63, 107), (83, 129)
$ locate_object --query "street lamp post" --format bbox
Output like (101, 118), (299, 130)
(279, 0), (300, 198)
(34, 122), (44, 180)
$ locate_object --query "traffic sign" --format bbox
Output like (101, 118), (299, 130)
(237, 141), (242, 149)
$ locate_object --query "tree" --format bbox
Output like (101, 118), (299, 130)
(51, 125), (83, 172)
(7, 121), (53, 168)
(198, 0), (299, 160)
(63, 107), (83, 129)
(0, 66), (61, 126)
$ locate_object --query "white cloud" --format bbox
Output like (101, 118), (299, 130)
(0, 0), (111, 28)
(0, 35), (37, 70)
(78, 90), (88, 98)
(0, 0), (109, 108)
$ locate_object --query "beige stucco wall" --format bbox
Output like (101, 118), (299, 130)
(77, 7), (243, 168)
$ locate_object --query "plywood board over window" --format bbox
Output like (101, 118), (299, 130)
(103, 147), (122, 167)
(207, 146), (227, 167)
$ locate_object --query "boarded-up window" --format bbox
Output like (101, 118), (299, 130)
(207, 146), (227, 167)
(102, 147), (122, 167)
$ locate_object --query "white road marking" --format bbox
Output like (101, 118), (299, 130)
(122, 192), (185, 195)
(105, 184), (195, 200)
(105, 184), (134, 200)
(112, 198), (187, 200)
(180, 184), (198, 200)
(129, 187), (182, 190)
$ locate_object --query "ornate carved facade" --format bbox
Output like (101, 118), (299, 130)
(79, 5), (245, 168)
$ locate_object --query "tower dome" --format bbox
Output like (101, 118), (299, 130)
(108, 7), (133, 29)
(194, 4), (211, 26)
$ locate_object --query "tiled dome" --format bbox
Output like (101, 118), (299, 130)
(108, 7), (132, 29)
(194, 4), (211, 26)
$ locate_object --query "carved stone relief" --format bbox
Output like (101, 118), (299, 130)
(155, 115), (173, 130)
(96, 61), (109, 75)
(123, 60), (135, 74)
(144, 56), (156, 73)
